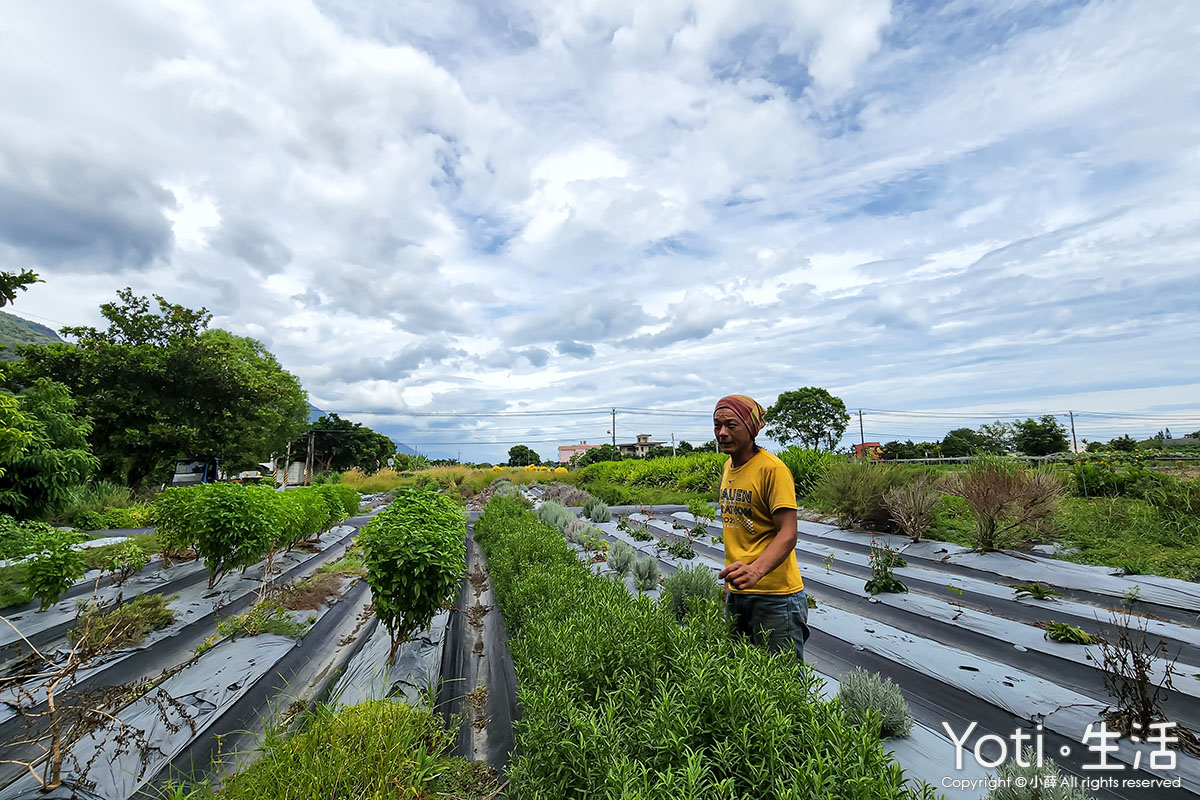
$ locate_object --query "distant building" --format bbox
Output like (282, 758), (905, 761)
(853, 442), (883, 460)
(617, 433), (664, 459)
(558, 442), (601, 463)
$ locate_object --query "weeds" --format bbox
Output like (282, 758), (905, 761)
(1041, 621), (1095, 644)
(69, 594), (176, 651)
(864, 541), (908, 595)
(661, 536), (696, 560)
(936, 457), (1064, 551)
(217, 602), (313, 639)
(1012, 582), (1061, 601)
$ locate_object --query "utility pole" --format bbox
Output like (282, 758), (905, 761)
(283, 441), (291, 489)
(858, 409), (865, 449)
(612, 408), (618, 460)
(672, 433), (676, 458)
(1068, 410), (1078, 453)
(306, 431), (315, 485)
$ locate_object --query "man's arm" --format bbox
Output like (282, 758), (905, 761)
(719, 507), (798, 591)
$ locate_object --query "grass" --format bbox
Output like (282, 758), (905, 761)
(69, 594), (176, 652)
(165, 699), (498, 799)
(341, 465), (577, 495)
(217, 602), (314, 639)
(0, 563), (31, 609)
(47, 481), (139, 525)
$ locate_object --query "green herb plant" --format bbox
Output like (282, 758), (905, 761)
(838, 667), (914, 738)
(360, 489), (465, 664)
(104, 539), (149, 586)
(1042, 621), (1095, 644)
(864, 541), (908, 595)
(1012, 581), (1061, 601)
(661, 564), (721, 620)
(26, 528), (87, 610)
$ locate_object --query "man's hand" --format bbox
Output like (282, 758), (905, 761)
(719, 560), (765, 591)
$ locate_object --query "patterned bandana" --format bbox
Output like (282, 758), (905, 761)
(714, 394), (766, 438)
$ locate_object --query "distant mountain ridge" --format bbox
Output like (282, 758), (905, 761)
(0, 310), (63, 362)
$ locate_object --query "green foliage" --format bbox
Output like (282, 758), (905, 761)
(472, 497), (934, 800)
(50, 480), (136, 525)
(838, 668), (914, 738)
(660, 563), (721, 620)
(539, 481), (591, 506)
(360, 489), (465, 663)
(878, 440), (942, 460)
(1042, 621), (1095, 644)
(71, 504), (153, 531)
(865, 541), (908, 595)
(661, 536), (696, 560)
(0, 514), (57, 560)
(535, 500), (576, 531)
(26, 528), (87, 610)
(606, 540), (636, 575)
(507, 444), (540, 467)
(217, 602), (313, 639)
(685, 497), (717, 530)
(188, 483), (278, 587)
(1053, 496), (1200, 581)
(563, 517), (590, 544)
(0, 269), (42, 307)
(813, 461), (918, 532)
(11, 289), (309, 486)
(1012, 415), (1070, 456)
(175, 700), (497, 800)
(152, 486), (202, 555)
(777, 446), (841, 499)
(631, 554), (660, 591)
(1012, 581), (1061, 601)
(764, 387), (850, 450)
(985, 748), (1089, 800)
(0, 563), (30, 609)
(0, 379), (97, 518)
(581, 496), (611, 522)
(290, 413), (395, 475)
(314, 484), (351, 530)
(579, 452), (727, 497)
(70, 594), (175, 652)
(103, 539), (149, 585)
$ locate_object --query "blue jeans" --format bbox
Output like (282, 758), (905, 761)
(725, 590), (811, 663)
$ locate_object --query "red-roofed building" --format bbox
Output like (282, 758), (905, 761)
(853, 442), (883, 460)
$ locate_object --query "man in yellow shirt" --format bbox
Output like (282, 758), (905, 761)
(714, 394), (810, 662)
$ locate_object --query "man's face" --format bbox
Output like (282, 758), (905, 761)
(713, 408), (752, 454)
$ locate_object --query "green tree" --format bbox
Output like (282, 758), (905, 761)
(0, 379), (96, 518)
(507, 444), (540, 467)
(977, 420), (1013, 454)
(573, 443), (618, 467)
(292, 414), (396, 473)
(941, 428), (990, 457)
(1108, 434), (1138, 452)
(0, 269), (42, 307)
(764, 387), (850, 450)
(9, 290), (309, 486)
(1011, 415), (1070, 456)
(878, 440), (941, 460)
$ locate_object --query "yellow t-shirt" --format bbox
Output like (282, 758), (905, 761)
(719, 449), (803, 595)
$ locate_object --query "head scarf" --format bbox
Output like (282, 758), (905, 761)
(714, 394), (766, 438)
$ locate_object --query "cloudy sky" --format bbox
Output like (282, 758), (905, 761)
(4, 0), (1199, 462)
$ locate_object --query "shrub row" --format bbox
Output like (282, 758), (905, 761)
(473, 497), (935, 799)
(580, 452), (728, 495)
(153, 483), (360, 588)
(70, 504), (154, 531)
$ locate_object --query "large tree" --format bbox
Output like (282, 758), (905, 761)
(507, 444), (540, 467)
(0, 379), (96, 518)
(1011, 415), (1070, 456)
(940, 427), (1007, 457)
(764, 387), (850, 450)
(0, 269), (41, 307)
(9, 289), (309, 486)
(291, 413), (397, 473)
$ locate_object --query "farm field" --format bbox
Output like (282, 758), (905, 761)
(1, 479), (1197, 799)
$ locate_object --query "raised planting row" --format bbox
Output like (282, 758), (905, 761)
(474, 495), (937, 800)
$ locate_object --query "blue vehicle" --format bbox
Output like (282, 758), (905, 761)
(170, 457), (219, 487)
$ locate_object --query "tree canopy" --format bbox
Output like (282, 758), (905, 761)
(0, 379), (96, 518)
(0, 269), (42, 308)
(1011, 415), (1070, 456)
(8, 289), (309, 486)
(291, 413), (397, 473)
(507, 444), (540, 467)
(764, 387), (850, 451)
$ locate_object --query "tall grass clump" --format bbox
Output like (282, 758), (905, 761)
(49, 481), (136, 525)
(838, 668), (914, 738)
(535, 500), (575, 531)
(660, 563), (721, 620)
(777, 447), (842, 500)
(812, 462), (918, 532)
(173, 700), (497, 800)
(472, 497), (935, 800)
(606, 540), (636, 575)
(937, 456), (1064, 551)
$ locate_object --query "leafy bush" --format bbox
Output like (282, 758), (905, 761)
(662, 536), (696, 560)
(189, 483), (278, 588)
(360, 489), (465, 663)
(882, 478), (938, 542)
(0, 514), (57, 560)
(314, 484), (351, 530)
(777, 447), (842, 500)
(151, 486), (202, 556)
(104, 539), (149, 585)
(579, 531), (609, 554)
(937, 457), (1065, 550)
(838, 668), (914, 738)
(661, 563), (721, 620)
(813, 462), (917, 532)
(606, 540), (636, 575)
(70, 510), (105, 531)
(631, 554), (660, 591)
(472, 497), (934, 800)
(27, 528), (87, 610)
(581, 496), (611, 522)
(865, 541), (908, 595)
(985, 748), (1089, 800)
